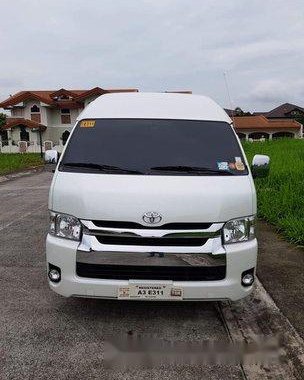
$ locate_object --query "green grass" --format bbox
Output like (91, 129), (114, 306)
(243, 139), (304, 246)
(0, 153), (44, 176)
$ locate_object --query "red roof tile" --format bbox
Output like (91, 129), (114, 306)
(0, 87), (138, 109)
(233, 116), (301, 130)
(233, 116), (269, 129)
(2, 117), (46, 131)
(268, 118), (302, 129)
(74, 87), (107, 101)
(49, 88), (81, 99)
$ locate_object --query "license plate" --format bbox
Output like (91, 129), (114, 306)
(118, 284), (183, 300)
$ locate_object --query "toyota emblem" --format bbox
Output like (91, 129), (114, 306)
(142, 211), (162, 224)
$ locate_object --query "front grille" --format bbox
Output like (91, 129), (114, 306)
(92, 220), (212, 230)
(76, 263), (226, 281)
(96, 235), (208, 247)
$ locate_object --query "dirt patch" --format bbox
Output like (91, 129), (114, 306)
(0, 165), (45, 183)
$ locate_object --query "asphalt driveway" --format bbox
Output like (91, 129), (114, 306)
(0, 170), (303, 380)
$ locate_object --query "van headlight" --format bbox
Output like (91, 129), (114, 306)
(222, 216), (256, 244)
(49, 212), (82, 241)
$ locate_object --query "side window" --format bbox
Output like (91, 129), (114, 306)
(62, 130), (70, 145)
(61, 109), (71, 124)
(30, 105), (41, 123)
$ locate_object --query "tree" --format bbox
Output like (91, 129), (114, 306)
(234, 107), (251, 116)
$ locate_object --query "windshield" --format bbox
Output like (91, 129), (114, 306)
(59, 119), (248, 176)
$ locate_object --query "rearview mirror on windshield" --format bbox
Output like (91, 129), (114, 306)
(251, 154), (270, 178)
(45, 149), (58, 164)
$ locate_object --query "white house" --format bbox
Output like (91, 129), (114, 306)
(233, 116), (302, 141)
(0, 87), (138, 153)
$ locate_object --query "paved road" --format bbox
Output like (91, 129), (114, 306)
(0, 171), (303, 379)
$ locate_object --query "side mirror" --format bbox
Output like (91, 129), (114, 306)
(251, 154), (270, 178)
(44, 149), (58, 164)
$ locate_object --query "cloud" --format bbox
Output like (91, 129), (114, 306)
(246, 79), (304, 106)
(0, 0), (303, 111)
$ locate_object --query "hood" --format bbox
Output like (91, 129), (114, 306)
(50, 172), (256, 223)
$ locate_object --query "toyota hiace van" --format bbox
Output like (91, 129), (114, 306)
(46, 93), (269, 301)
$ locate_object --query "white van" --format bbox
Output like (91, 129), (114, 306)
(46, 93), (269, 301)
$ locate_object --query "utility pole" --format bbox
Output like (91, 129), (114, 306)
(223, 71), (235, 123)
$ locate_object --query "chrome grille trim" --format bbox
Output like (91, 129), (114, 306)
(81, 220), (224, 238)
(79, 220), (225, 253)
(91, 220), (213, 230)
(78, 234), (225, 254)
(77, 250), (226, 266)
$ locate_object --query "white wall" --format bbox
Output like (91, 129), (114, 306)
(23, 100), (47, 125)
(236, 128), (302, 140)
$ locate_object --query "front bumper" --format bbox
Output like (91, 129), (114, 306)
(46, 234), (257, 301)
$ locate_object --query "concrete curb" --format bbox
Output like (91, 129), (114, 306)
(221, 278), (304, 379)
(0, 165), (45, 184)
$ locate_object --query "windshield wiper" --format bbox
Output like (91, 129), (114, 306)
(149, 165), (234, 175)
(60, 162), (144, 175)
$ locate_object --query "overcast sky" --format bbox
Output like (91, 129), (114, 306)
(0, 0), (303, 111)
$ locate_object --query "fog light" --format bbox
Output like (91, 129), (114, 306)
(48, 268), (61, 283)
(242, 273), (254, 287)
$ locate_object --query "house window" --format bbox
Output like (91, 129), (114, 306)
(20, 126), (30, 142)
(12, 108), (24, 117)
(61, 109), (71, 124)
(0, 130), (8, 146)
(60, 95), (70, 100)
(30, 105), (41, 123)
(62, 130), (70, 145)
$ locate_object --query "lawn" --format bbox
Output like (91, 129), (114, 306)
(0, 153), (44, 176)
(243, 139), (304, 246)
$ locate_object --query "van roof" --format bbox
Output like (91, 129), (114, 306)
(77, 92), (231, 123)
